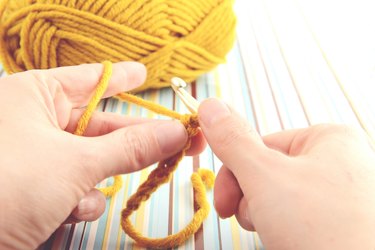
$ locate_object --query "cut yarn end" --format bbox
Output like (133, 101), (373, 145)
(74, 61), (215, 248)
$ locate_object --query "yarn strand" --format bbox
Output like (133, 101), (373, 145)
(75, 61), (215, 248)
(73, 60), (122, 197)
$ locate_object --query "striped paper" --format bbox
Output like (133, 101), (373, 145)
(2, 0), (374, 249)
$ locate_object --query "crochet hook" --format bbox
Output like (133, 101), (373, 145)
(171, 77), (200, 114)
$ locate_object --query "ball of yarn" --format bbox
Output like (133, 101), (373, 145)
(0, 0), (236, 92)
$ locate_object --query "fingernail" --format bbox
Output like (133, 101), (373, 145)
(155, 121), (187, 154)
(199, 98), (231, 128)
(214, 199), (228, 219)
(219, 215), (229, 220)
(76, 197), (96, 216)
(244, 207), (250, 223)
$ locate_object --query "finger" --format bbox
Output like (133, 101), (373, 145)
(64, 189), (106, 224)
(65, 109), (151, 135)
(186, 128), (207, 156)
(235, 197), (255, 231)
(214, 166), (242, 218)
(263, 125), (367, 156)
(45, 61), (146, 108)
(67, 110), (206, 156)
(78, 120), (188, 179)
(198, 98), (287, 192)
(26, 62), (146, 129)
(262, 129), (305, 155)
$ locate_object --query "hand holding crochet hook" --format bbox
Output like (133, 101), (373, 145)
(175, 78), (375, 249)
(0, 62), (375, 249)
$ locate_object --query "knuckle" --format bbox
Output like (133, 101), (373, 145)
(28, 69), (62, 96)
(28, 69), (43, 81)
(28, 70), (49, 87)
(307, 124), (371, 151)
(313, 124), (362, 138)
(335, 125), (357, 136)
(334, 124), (370, 144)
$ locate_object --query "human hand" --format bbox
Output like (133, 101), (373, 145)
(0, 62), (205, 249)
(198, 98), (375, 249)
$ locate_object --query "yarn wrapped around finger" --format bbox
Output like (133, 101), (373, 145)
(0, 0), (236, 92)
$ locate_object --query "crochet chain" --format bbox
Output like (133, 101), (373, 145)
(74, 61), (215, 248)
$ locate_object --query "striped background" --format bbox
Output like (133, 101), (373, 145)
(2, 0), (374, 249)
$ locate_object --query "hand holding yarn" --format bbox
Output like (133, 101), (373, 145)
(0, 62), (205, 249)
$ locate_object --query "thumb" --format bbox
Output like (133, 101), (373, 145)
(78, 120), (188, 180)
(198, 98), (285, 189)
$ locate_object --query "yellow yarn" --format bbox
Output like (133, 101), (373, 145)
(122, 169), (215, 248)
(74, 60), (112, 137)
(0, 0), (236, 92)
(73, 60), (123, 197)
(75, 61), (216, 248)
(99, 175), (124, 197)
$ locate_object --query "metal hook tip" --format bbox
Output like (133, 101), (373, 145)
(171, 77), (187, 88)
